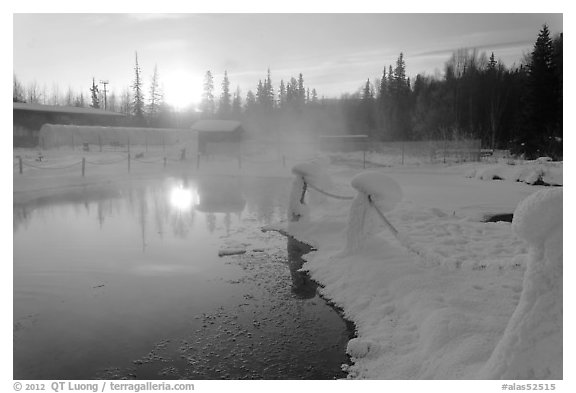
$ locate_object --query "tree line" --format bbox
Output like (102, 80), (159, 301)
(13, 24), (562, 159)
(344, 24), (562, 159)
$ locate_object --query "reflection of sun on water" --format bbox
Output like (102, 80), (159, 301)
(169, 184), (200, 211)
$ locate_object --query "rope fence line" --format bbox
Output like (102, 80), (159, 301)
(22, 160), (82, 170)
(84, 157), (128, 165)
(14, 149), (334, 177)
(303, 180), (355, 201)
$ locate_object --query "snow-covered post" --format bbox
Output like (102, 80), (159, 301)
(479, 188), (562, 379)
(344, 172), (403, 254)
(98, 135), (102, 152)
(81, 157), (86, 177)
(288, 161), (329, 222)
(18, 156), (23, 174)
(127, 153), (131, 172)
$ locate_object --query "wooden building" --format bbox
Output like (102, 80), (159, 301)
(191, 120), (245, 155)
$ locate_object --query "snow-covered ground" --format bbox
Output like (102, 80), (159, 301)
(13, 148), (563, 380)
(282, 159), (562, 379)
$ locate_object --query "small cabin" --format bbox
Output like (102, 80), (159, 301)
(191, 120), (244, 155)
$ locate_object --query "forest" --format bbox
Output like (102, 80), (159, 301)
(13, 24), (562, 160)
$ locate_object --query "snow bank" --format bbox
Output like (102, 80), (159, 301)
(281, 162), (559, 379)
(480, 188), (562, 379)
(467, 161), (563, 186)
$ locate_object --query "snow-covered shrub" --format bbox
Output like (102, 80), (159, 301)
(479, 188), (562, 379)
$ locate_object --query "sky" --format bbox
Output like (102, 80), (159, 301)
(13, 13), (563, 109)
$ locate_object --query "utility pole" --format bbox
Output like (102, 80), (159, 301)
(100, 80), (109, 110)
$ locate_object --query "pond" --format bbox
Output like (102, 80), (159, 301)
(13, 175), (353, 380)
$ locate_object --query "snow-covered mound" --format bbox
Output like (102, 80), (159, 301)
(466, 161), (562, 186)
(480, 188), (562, 379)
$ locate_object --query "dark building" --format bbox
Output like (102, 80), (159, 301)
(191, 120), (244, 155)
(13, 103), (125, 147)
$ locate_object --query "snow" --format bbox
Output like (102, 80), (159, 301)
(288, 160), (333, 222)
(350, 171), (403, 212)
(282, 161), (562, 379)
(466, 160), (563, 186)
(480, 188), (562, 379)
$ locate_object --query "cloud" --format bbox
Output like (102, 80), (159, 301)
(126, 13), (190, 22)
(412, 39), (533, 59)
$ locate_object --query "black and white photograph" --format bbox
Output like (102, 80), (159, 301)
(11, 5), (564, 388)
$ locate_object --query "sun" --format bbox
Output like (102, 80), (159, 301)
(162, 69), (203, 109)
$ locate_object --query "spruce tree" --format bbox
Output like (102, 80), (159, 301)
(297, 73), (305, 106)
(148, 65), (163, 122)
(311, 88), (318, 103)
(132, 52), (145, 119)
(90, 77), (100, 109)
(219, 70), (231, 117)
(265, 68), (274, 109)
(245, 90), (256, 112)
(201, 70), (215, 117)
(232, 86), (242, 117)
(520, 24), (559, 158)
(278, 80), (286, 109)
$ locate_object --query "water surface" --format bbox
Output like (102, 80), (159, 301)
(14, 175), (352, 379)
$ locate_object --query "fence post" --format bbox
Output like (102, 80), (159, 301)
(82, 157), (86, 177)
(180, 148), (186, 161)
(128, 153), (131, 172)
(145, 134), (148, 152)
(401, 141), (405, 165)
(363, 150), (366, 169)
(98, 135), (102, 152)
(19, 156), (23, 174)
